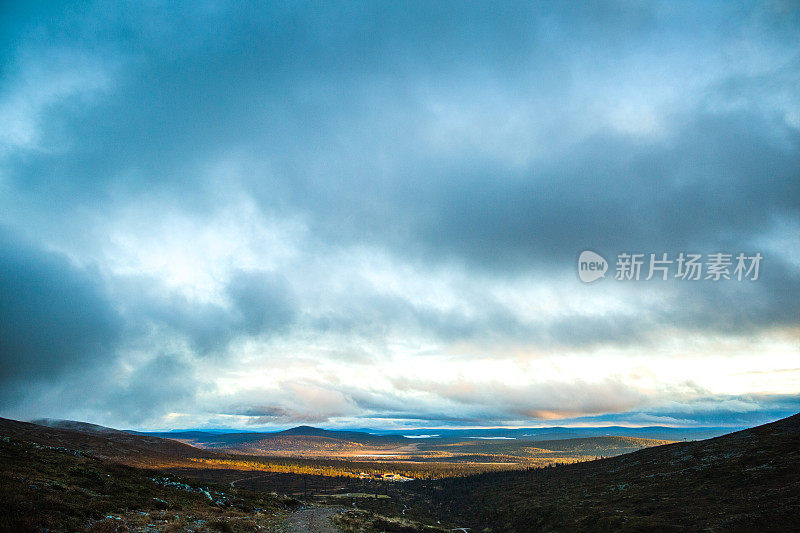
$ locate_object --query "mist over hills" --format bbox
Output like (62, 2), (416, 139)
(31, 419), (128, 435)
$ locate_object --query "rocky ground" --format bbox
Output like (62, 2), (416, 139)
(278, 506), (344, 533)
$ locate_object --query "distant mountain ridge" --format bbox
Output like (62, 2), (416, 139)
(23, 419), (739, 454)
(275, 425), (382, 439)
(141, 425), (387, 439)
(139, 425), (409, 456)
(135, 424), (741, 442)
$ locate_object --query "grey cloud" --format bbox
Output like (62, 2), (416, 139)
(124, 269), (296, 355)
(392, 110), (799, 272)
(237, 405), (337, 425)
(299, 252), (798, 351)
(227, 381), (356, 425)
(307, 288), (526, 343)
(4, 2), (797, 349)
(341, 384), (800, 428)
(105, 353), (200, 424)
(4, 3), (797, 255)
(0, 2), (798, 428)
(236, 406), (290, 418)
(568, 393), (800, 428)
(3, 3), (797, 282)
(665, 254), (800, 335)
(0, 230), (122, 391)
(227, 271), (295, 336)
(389, 377), (647, 420)
(0, 229), (205, 424)
(221, 381), (800, 428)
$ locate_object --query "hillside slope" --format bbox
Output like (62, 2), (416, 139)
(0, 418), (214, 465)
(409, 413), (800, 531)
(0, 427), (286, 532)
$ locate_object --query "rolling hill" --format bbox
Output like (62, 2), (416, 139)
(143, 425), (410, 456)
(0, 418), (292, 532)
(403, 412), (800, 531)
(2, 414), (798, 531)
(140, 425), (673, 461)
(0, 418), (214, 465)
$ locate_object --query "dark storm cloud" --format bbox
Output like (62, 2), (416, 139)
(666, 253), (800, 335)
(13, 351), (208, 426)
(2, 2), (792, 353)
(0, 1), (798, 427)
(4, 1), (797, 272)
(407, 110), (800, 269)
(106, 354), (199, 423)
(0, 225), (206, 422)
(0, 230), (123, 390)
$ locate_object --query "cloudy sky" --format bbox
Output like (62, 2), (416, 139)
(1, 1), (798, 431)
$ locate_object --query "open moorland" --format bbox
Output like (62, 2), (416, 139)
(2, 415), (798, 532)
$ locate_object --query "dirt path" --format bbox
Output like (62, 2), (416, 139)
(229, 473), (269, 487)
(279, 506), (343, 533)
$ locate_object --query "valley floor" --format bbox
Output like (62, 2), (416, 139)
(2, 414), (799, 532)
